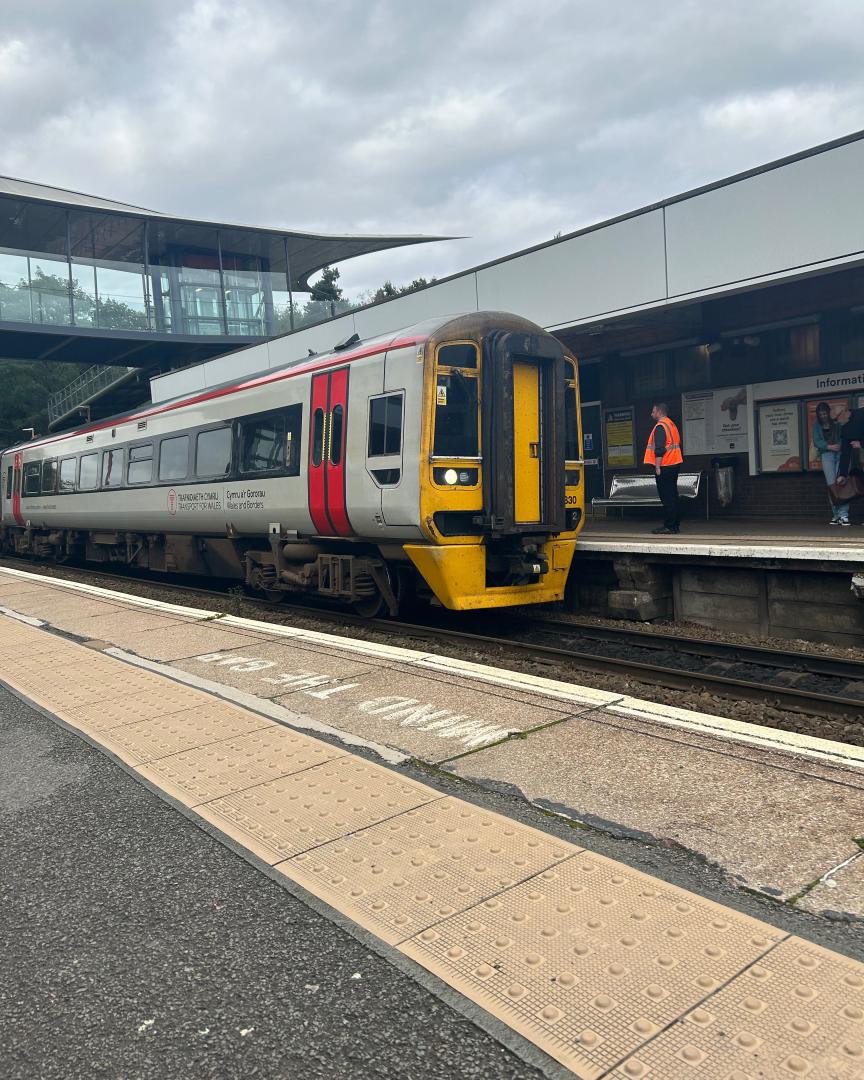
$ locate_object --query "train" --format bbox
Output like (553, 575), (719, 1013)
(0, 311), (584, 615)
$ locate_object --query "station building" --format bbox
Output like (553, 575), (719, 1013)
(0, 175), (441, 428)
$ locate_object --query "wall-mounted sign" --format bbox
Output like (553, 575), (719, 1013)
(682, 386), (749, 455)
(757, 401), (802, 473)
(603, 407), (635, 468)
(804, 397), (849, 471)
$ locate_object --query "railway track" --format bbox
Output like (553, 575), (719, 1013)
(3, 557), (864, 723)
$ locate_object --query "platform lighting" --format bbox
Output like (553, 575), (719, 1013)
(21, 427), (36, 440)
(706, 342), (722, 355)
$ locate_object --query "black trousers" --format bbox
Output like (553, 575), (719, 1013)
(655, 465), (680, 530)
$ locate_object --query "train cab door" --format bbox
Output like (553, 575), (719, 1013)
(308, 369), (354, 537)
(512, 360), (542, 525)
(482, 331), (565, 536)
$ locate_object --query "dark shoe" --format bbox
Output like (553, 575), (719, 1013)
(651, 527), (676, 534)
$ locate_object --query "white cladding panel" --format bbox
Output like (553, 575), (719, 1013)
(352, 275), (479, 340)
(265, 312), (358, 371)
(475, 210), (667, 328)
(665, 138), (864, 297)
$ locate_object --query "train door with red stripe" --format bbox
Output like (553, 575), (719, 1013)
(308, 369), (353, 536)
(10, 452), (24, 526)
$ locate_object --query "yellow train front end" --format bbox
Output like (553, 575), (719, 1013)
(405, 313), (585, 611)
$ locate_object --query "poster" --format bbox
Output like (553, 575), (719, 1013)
(804, 397), (849, 471)
(757, 401), (802, 473)
(682, 386), (749, 455)
(603, 407), (635, 468)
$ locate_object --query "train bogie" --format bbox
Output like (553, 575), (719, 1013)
(0, 312), (585, 614)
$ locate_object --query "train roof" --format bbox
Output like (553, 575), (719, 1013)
(3, 311), (551, 456)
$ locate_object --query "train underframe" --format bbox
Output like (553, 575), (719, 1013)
(0, 524), (573, 616)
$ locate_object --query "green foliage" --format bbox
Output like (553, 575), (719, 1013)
(309, 265), (343, 302)
(355, 276), (437, 306)
(0, 360), (89, 448)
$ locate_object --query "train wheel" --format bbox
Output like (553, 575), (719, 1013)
(261, 588), (286, 604)
(352, 591), (387, 618)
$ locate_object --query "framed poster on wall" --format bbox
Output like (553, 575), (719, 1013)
(603, 407), (635, 468)
(756, 401), (803, 473)
(804, 397), (850, 471)
(682, 386), (750, 455)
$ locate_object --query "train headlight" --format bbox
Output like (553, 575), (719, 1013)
(433, 466), (479, 487)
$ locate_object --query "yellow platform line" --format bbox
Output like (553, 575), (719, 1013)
(1, 613), (862, 1079)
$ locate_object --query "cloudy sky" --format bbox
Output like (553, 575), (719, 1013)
(2, 0), (864, 299)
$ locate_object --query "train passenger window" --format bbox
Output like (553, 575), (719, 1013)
(23, 462), (41, 496)
(127, 444), (153, 485)
(438, 343), (478, 369)
(196, 428), (232, 478)
(42, 459), (58, 494)
(311, 410), (324, 467)
(78, 453), (99, 491)
(239, 406), (302, 477)
(433, 374), (478, 457)
(329, 405), (343, 466)
(101, 448), (125, 488)
(368, 394), (403, 456)
(58, 457), (77, 493)
(159, 436), (189, 482)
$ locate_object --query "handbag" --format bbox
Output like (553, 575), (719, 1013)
(829, 475), (864, 502)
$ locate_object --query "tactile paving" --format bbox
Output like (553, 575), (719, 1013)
(281, 797), (575, 944)
(136, 725), (347, 806)
(195, 755), (440, 864)
(63, 684), (213, 733)
(3, 590), (864, 1080)
(400, 851), (785, 1078)
(614, 936), (864, 1079)
(96, 701), (273, 766)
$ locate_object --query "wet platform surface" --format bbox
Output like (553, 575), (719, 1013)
(1, 567), (863, 1077)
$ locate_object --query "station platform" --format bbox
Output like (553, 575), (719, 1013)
(575, 517), (864, 643)
(580, 516), (864, 565)
(1, 565), (863, 1078)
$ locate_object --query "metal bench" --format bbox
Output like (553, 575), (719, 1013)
(592, 472), (708, 520)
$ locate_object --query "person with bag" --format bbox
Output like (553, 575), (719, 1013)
(813, 401), (849, 525)
(833, 404), (864, 515)
(644, 402), (684, 534)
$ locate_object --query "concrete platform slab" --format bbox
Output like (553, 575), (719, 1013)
(104, 621), (266, 661)
(172, 639), (383, 699)
(273, 665), (574, 763)
(799, 854), (864, 921)
(49, 609), (186, 639)
(448, 713), (864, 900)
(580, 515), (864, 562)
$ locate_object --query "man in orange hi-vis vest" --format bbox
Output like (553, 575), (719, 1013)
(644, 402), (684, 534)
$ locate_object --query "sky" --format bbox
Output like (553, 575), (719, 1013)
(2, 0), (864, 300)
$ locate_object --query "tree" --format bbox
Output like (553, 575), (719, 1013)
(308, 265), (343, 303)
(0, 360), (90, 447)
(355, 276), (437, 307)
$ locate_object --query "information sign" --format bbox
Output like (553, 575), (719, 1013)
(603, 407), (635, 468)
(757, 401), (802, 473)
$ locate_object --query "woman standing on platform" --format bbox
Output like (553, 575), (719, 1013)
(813, 401), (849, 525)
